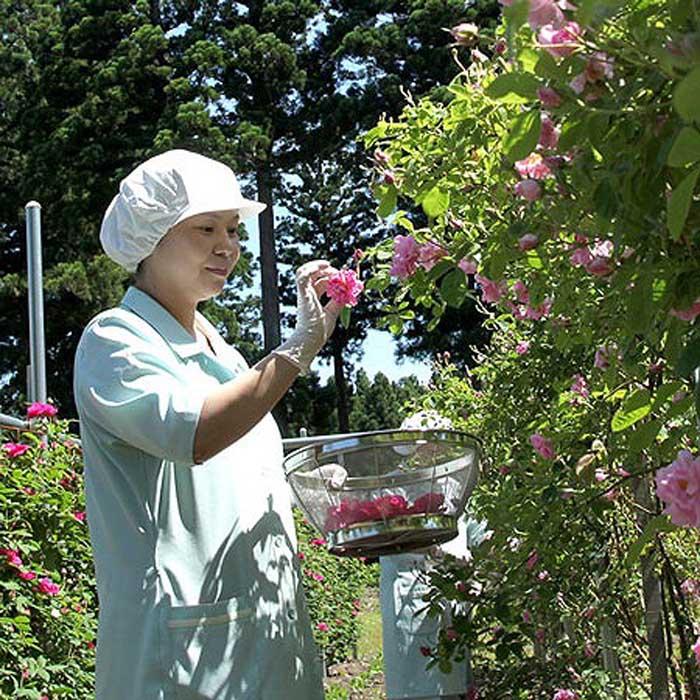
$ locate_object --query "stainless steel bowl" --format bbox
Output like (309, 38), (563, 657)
(284, 429), (481, 557)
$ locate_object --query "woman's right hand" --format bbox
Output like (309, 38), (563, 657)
(270, 260), (344, 375)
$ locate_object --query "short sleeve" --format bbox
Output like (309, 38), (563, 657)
(73, 314), (204, 464)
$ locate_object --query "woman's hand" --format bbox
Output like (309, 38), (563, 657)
(270, 259), (344, 375)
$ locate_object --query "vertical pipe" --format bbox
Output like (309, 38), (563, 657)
(25, 202), (47, 404)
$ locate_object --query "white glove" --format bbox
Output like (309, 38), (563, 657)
(308, 463), (348, 489)
(271, 260), (343, 376)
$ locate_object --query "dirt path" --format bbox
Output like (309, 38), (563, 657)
(324, 587), (385, 700)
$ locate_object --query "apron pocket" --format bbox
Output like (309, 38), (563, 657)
(162, 594), (257, 700)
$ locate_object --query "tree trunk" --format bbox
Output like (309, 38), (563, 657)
(255, 164), (287, 434)
(634, 473), (670, 700)
(255, 164), (281, 352)
(332, 333), (349, 433)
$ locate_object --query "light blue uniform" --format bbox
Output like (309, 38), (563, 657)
(73, 286), (324, 700)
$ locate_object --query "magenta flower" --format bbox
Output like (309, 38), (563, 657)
(514, 179), (542, 201)
(681, 579), (700, 597)
(538, 115), (560, 150)
(515, 153), (552, 180)
(27, 402), (58, 419)
(327, 269), (364, 307)
(538, 21), (582, 58)
(475, 275), (506, 304)
(522, 610), (532, 624)
(2, 443), (30, 459)
(73, 511), (87, 523)
(513, 280), (530, 303)
(516, 340), (530, 355)
(375, 494), (410, 518)
(531, 434), (556, 460)
(37, 577), (60, 596)
(458, 257), (478, 275)
(18, 570), (36, 581)
(418, 242), (448, 272)
(537, 86), (562, 108)
(670, 300), (700, 322)
(411, 492), (445, 514)
(519, 234), (539, 251)
(553, 690), (578, 700)
(528, 0), (564, 30)
(693, 638), (700, 665)
(1, 548), (23, 568)
(655, 450), (700, 527)
(390, 235), (421, 279)
(419, 646), (431, 657)
(373, 149), (390, 166)
(309, 571), (325, 582)
(316, 622), (330, 632)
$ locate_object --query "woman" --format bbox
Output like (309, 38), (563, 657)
(73, 149), (342, 699)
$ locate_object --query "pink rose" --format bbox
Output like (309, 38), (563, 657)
(570, 374), (589, 398)
(553, 690), (578, 700)
(530, 433), (556, 460)
(475, 275), (506, 303)
(37, 577), (60, 596)
(418, 242), (448, 272)
(2, 443), (30, 459)
(655, 450), (700, 527)
(375, 494), (410, 518)
(538, 22), (582, 58)
(411, 492), (445, 514)
(27, 402), (58, 419)
(458, 257), (478, 275)
(514, 179), (542, 201)
(585, 256), (614, 277)
(538, 115), (560, 150)
(515, 153), (552, 180)
(519, 234), (540, 251)
(516, 340), (530, 355)
(327, 269), (364, 306)
(390, 235), (421, 279)
(1, 548), (23, 568)
(528, 0), (564, 30)
(310, 537), (327, 547)
(513, 280), (530, 303)
(537, 86), (563, 107)
(316, 622), (329, 632)
(18, 570), (37, 581)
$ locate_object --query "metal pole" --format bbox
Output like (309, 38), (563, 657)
(25, 201), (47, 403)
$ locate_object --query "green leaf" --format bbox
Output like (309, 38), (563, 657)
(504, 110), (541, 163)
(503, 0), (529, 30)
(611, 389), (652, 432)
(667, 168), (699, 239)
(668, 127), (700, 167)
(624, 515), (675, 568)
(652, 381), (685, 410)
(485, 73), (540, 104)
(377, 185), (397, 218)
(440, 269), (468, 308)
(627, 419), (661, 453)
(340, 306), (351, 328)
(673, 65), (700, 123)
(676, 338), (700, 376)
(421, 187), (450, 219)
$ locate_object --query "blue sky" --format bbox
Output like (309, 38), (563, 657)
(241, 213), (432, 387)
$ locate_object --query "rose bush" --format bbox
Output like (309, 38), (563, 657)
(360, 0), (700, 696)
(293, 509), (378, 667)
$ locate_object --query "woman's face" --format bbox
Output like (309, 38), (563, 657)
(140, 210), (241, 302)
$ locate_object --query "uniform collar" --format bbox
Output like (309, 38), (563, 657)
(120, 286), (207, 359)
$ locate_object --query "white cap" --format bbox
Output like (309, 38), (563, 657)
(100, 149), (266, 272)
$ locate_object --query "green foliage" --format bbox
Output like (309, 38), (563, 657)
(293, 509), (378, 666)
(359, 0), (700, 696)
